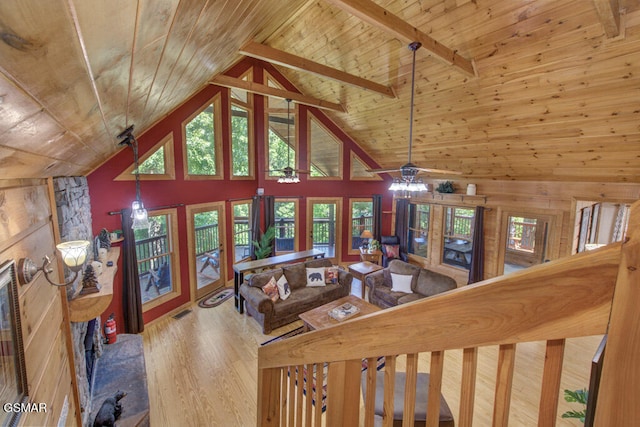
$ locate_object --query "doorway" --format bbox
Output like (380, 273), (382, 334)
(307, 198), (342, 262)
(186, 202), (227, 301)
(497, 209), (562, 276)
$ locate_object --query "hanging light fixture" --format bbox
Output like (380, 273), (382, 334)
(390, 42), (429, 194)
(118, 126), (150, 230)
(277, 99), (300, 184)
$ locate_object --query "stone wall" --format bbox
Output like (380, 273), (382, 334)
(53, 176), (103, 426)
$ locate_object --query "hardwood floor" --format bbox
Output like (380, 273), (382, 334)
(143, 282), (600, 426)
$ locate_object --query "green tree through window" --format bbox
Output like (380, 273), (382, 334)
(185, 103), (217, 175)
(231, 104), (249, 176)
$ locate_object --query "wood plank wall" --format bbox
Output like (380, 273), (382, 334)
(0, 180), (79, 426)
(398, 179), (640, 285)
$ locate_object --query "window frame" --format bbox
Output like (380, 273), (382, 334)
(441, 205), (475, 271)
(138, 208), (182, 312)
(114, 133), (176, 181)
(229, 95), (255, 180)
(230, 200), (252, 263)
(181, 93), (224, 180)
(347, 198), (373, 255)
(408, 202), (432, 259)
(273, 198), (299, 255)
(265, 100), (298, 181)
(307, 113), (343, 180)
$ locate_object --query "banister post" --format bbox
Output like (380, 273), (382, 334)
(257, 367), (281, 427)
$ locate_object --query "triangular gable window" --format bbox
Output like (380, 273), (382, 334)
(115, 133), (175, 181)
(350, 151), (382, 181)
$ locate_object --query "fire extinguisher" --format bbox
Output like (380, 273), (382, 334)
(104, 313), (117, 344)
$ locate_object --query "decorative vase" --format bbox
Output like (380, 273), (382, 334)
(466, 183), (477, 195)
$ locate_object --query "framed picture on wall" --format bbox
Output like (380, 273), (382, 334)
(0, 260), (29, 426)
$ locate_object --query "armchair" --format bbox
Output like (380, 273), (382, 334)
(380, 235), (408, 267)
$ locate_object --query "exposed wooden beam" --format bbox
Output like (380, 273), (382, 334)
(592, 0), (621, 38)
(240, 41), (396, 98)
(321, 0), (476, 77)
(210, 75), (346, 113)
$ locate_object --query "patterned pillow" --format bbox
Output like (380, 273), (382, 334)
(262, 276), (279, 302)
(384, 244), (400, 259)
(276, 275), (291, 300)
(325, 266), (339, 284)
(306, 267), (326, 287)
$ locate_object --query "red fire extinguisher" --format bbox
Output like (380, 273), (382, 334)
(104, 313), (117, 344)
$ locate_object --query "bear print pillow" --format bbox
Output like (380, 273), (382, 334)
(306, 267), (326, 287)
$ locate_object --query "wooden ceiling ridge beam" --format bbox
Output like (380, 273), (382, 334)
(209, 75), (346, 113)
(239, 41), (396, 98)
(321, 0), (477, 77)
(592, 0), (623, 38)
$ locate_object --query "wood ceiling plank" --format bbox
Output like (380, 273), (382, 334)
(321, 0), (476, 76)
(210, 75), (346, 112)
(240, 41), (395, 98)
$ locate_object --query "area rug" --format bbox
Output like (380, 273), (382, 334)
(197, 287), (233, 308)
(292, 356), (385, 413)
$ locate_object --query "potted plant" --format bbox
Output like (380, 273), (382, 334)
(436, 181), (455, 194)
(369, 239), (380, 253)
(252, 226), (276, 260)
(562, 388), (588, 423)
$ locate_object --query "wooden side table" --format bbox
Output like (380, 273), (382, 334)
(359, 248), (382, 265)
(348, 261), (384, 299)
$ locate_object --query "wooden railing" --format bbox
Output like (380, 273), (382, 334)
(257, 201), (640, 426)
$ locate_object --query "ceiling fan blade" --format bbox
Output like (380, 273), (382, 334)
(414, 167), (463, 175)
(366, 167), (402, 174)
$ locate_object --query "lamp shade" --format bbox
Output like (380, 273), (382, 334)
(360, 230), (374, 239)
(56, 240), (90, 272)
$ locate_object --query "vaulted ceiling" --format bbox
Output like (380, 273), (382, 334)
(1, 0), (639, 182)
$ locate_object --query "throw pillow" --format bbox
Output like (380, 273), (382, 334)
(384, 244), (400, 259)
(390, 273), (413, 293)
(306, 267), (326, 287)
(262, 276), (279, 302)
(276, 275), (291, 300)
(325, 266), (339, 284)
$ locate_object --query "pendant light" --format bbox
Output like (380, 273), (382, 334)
(118, 126), (150, 230)
(277, 99), (300, 184)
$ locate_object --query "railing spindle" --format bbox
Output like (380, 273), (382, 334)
(295, 364), (303, 427)
(459, 347), (478, 427)
(304, 364), (312, 426)
(493, 344), (516, 427)
(426, 351), (445, 427)
(364, 357), (378, 427)
(538, 339), (565, 427)
(383, 355), (397, 427)
(313, 364), (322, 427)
(288, 366), (296, 426)
(403, 353), (419, 427)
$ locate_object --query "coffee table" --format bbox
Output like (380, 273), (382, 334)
(348, 261), (384, 299)
(299, 295), (381, 332)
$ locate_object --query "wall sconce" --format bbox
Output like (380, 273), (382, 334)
(18, 240), (90, 286)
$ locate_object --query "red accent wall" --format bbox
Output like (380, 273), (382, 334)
(87, 57), (394, 327)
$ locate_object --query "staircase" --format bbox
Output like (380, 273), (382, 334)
(256, 201), (640, 426)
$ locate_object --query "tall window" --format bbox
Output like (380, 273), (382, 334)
(183, 95), (222, 178)
(348, 199), (373, 252)
(232, 202), (252, 262)
(308, 114), (342, 179)
(274, 200), (298, 254)
(408, 203), (430, 257)
(442, 206), (475, 270)
(231, 101), (253, 178)
(134, 209), (180, 307)
(266, 97), (296, 178)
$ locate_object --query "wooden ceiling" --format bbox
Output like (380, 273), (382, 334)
(1, 0), (639, 182)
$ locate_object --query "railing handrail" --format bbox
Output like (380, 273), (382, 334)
(258, 243), (620, 368)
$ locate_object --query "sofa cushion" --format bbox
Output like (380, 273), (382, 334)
(306, 267), (326, 287)
(262, 276), (279, 302)
(250, 270), (283, 288)
(414, 268), (458, 296)
(283, 263), (307, 290)
(390, 273), (413, 293)
(386, 260), (420, 289)
(276, 275), (291, 300)
(305, 258), (332, 269)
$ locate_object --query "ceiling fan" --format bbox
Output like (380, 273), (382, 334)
(367, 42), (462, 189)
(268, 99), (310, 183)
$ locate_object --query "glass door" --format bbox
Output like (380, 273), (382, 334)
(186, 202), (226, 300)
(307, 198), (342, 262)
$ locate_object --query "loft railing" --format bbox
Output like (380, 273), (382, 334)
(257, 201), (640, 426)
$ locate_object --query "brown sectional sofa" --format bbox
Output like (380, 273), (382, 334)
(366, 260), (457, 309)
(239, 258), (352, 334)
